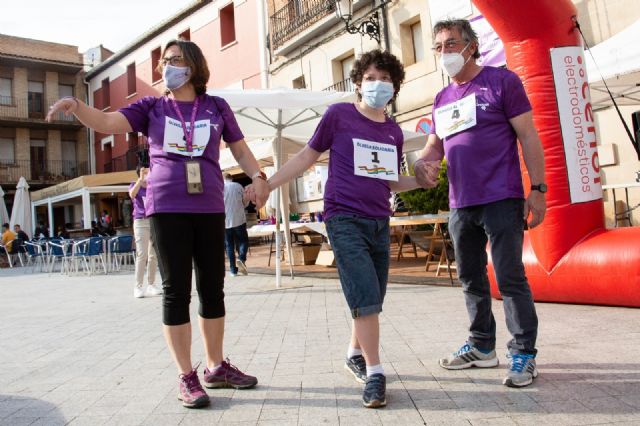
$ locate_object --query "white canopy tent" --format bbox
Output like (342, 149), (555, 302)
(209, 88), (356, 287)
(210, 88), (429, 287)
(585, 19), (640, 109)
(9, 177), (32, 239)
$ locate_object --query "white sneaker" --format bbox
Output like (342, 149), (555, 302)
(134, 286), (146, 298)
(146, 284), (163, 296)
(236, 260), (248, 275)
(228, 271), (237, 277)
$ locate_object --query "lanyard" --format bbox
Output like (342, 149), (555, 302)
(170, 96), (200, 153)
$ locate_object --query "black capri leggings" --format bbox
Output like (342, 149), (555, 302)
(150, 213), (226, 325)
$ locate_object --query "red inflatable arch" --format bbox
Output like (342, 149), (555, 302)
(472, 0), (640, 306)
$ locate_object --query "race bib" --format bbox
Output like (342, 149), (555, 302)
(352, 138), (398, 182)
(163, 117), (210, 156)
(434, 93), (477, 139)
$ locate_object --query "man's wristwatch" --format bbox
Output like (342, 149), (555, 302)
(531, 183), (548, 193)
(251, 170), (267, 181)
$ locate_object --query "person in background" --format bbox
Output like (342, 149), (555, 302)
(1, 223), (16, 252)
(46, 38), (270, 409)
(251, 50), (417, 408)
(223, 173), (249, 276)
(415, 19), (546, 388)
(129, 165), (162, 298)
(34, 221), (48, 239)
(56, 226), (70, 239)
(13, 224), (30, 242)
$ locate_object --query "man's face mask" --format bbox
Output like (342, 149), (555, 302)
(439, 43), (472, 78)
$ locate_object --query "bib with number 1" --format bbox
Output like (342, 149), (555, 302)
(352, 138), (398, 182)
(434, 93), (477, 139)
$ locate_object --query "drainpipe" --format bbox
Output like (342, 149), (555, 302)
(257, 0), (270, 88)
(83, 76), (95, 174)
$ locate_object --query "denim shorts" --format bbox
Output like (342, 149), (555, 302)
(325, 215), (390, 318)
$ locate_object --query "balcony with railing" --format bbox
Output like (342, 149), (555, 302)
(0, 159), (89, 184)
(103, 144), (149, 173)
(0, 97), (80, 124)
(270, 0), (335, 50)
(323, 78), (356, 92)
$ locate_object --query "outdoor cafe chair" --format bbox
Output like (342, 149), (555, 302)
(23, 241), (46, 273)
(46, 239), (72, 274)
(108, 235), (135, 272)
(0, 238), (25, 268)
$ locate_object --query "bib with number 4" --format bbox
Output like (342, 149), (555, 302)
(434, 93), (477, 139)
(352, 138), (398, 182)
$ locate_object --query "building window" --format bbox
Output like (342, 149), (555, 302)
(292, 75), (306, 89)
(127, 63), (136, 96)
(179, 28), (191, 41)
(400, 17), (424, 66)
(0, 138), (15, 164)
(101, 78), (110, 109)
(28, 81), (44, 118)
(220, 3), (236, 47)
(61, 140), (77, 177)
(0, 78), (12, 105)
(341, 55), (355, 87)
(59, 84), (74, 98)
(30, 139), (46, 179)
(411, 21), (424, 63)
(151, 47), (162, 83)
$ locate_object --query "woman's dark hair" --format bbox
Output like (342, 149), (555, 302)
(433, 19), (480, 59)
(158, 39), (210, 96)
(350, 49), (405, 104)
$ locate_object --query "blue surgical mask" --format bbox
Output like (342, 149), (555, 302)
(361, 80), (395, 109)
(163, 64), (191, 90)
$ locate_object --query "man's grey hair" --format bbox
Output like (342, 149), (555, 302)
(433, 19), (481, 59)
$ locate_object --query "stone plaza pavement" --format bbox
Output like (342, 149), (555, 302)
(1, 267), (640, 426)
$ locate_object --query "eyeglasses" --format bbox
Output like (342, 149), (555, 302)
(161, 55), (185, 66)
(431, 39), (466, 54)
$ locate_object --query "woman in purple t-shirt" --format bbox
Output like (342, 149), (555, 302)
(129, 165), (161, 299)
(46, 39), (269, 409)
(259, 50), (418, 409)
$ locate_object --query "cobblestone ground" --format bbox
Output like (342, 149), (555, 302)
(1, 267), (639, 425)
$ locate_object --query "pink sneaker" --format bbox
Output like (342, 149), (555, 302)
(178, 368), (210, 408)
(203, 358), (258, 389)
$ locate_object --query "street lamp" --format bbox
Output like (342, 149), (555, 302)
(334, 0), (385, 44)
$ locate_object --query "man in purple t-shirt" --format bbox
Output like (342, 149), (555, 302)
(414, 19), (547, 388)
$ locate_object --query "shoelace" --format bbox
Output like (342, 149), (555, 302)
(508, 354), (532, 373)
(454, 343), (471, 356)
(181, 362), (203, 393)
(223, 357), (244, 377)
(366, 375), (385, 395)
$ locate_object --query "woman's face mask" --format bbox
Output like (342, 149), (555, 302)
(361, 80), (395, 109)
(163, 64), (191, 90)
(439, 43), (471, 78)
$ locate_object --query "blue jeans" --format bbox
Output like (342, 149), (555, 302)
(325, 215), (390, 318)
(449, 198), (538, 355)
(224, 223), (248, 274)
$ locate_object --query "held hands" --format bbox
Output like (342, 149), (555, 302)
(524, 190), (546, 229)
(414, 158), (441, 188)
(244, 179), (271, 208)
(45, 97), (79, 122)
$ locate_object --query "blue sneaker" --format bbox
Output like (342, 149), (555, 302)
(503, 353), (538, 387)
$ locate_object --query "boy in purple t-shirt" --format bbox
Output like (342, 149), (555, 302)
(414, 19), (546, 388)
(46, 39), (270, 409)
(258, 50), (418, 408)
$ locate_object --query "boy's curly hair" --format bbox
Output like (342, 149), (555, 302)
(350, 49), (405, 104)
